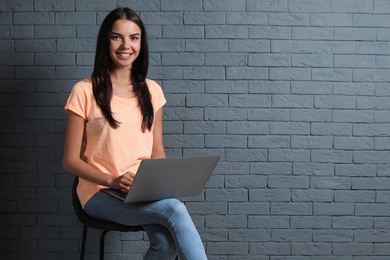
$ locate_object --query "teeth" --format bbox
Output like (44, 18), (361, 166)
(118, 53), (131, 57)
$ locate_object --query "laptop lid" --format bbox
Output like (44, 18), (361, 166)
(102, 155), (220, 203)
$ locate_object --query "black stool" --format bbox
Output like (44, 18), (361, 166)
(72, 177), (144, 260)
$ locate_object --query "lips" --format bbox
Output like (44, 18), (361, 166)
(116, 52), (132, 58)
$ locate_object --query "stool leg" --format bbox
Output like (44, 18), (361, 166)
(80, 226), (88, 260)
(100, 230), (109, 260)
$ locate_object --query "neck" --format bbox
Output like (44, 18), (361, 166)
(110, 67), (132, 87)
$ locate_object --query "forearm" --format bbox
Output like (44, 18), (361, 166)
(63, 157), (113, 188)
(151, 147), (166, 159)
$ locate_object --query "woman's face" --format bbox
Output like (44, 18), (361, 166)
(109, 19), (142, 70)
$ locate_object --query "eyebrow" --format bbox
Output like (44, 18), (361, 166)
(110, 32), (141, 37)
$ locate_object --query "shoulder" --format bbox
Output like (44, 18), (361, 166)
(145, 78), (161, 90)
(72, 77), (93, 95)
(145, 78), (164, 95)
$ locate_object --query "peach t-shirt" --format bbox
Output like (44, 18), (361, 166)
(65, 78), (166, 208)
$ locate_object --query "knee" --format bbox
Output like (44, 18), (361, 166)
(165, 199), (189, 218)
(145, 225), (177, 259)
(151, 231), (176, 255)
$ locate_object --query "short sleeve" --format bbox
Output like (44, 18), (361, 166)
(64, 82), (89, 120)
(148, 79), (166, 112)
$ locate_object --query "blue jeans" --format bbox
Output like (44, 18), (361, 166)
(84, 191), (207, 260)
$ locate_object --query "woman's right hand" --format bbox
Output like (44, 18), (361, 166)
(111, 172), (136, 193)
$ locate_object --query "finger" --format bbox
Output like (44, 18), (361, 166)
(119, 182), (130, 191)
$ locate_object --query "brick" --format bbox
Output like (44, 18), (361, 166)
(311, 150), (352, 163)
(141, 12), (182, 25)
(268, 176), (309, 189)
(292, 27), (334, 40)
(206, 25), (247, 39)
(229, 40), (270, 53)
(0, 25), (34, 39)
(354, 14), (390, 28)
(163, 25), (204, 39)
(250, 162), (292, 175)
(226, 67), (268, 80)
(183, 67), (225, 80)
(184, 12), (225, 25)
(293, 54), (333, 68)
(333, 216), (373, 229)
(334, 82), (375, 96)
(335, 28), (376, 41)
(34, 0), (74, 11)
(288, 0), (330, 13)
(76, 26), (99, 39)
(251, 242), (291, 255)
(311, 14), (352, 27)
(204, 0), (246, 11)
(249, 54), (291, 67)
(270, 13), (309, 26)
(291, 109), (332, 122)
(226, 148), (267, 162)
(249, 135), (290, 149)
(184, 122), (227, 134)
(291, 216), (331, 229)
(205, 135), (247, 148)
(331, 0), (373, 13)
(205, 107), (247, 121)
(314, 40), (355, 54)
(311, 123), (352, 136)
(13, 12), (54, 25)
(249, 189), (291, 202)
(0, 0), (32, 11)
(55, 12), (96, 25)
(205, 53), (246, 66)
(335, 164), (376, 177)
(270, 122), (310, 135)
(269, 68), (311, 81)
(229, 229), (270, 242)
(335, 190), (375, 203)
(162, 53), (204, 66)
(186, 39), (228, 52)
(118, 0), (159, 11)
(162, 0), (201, 11)
(272, 40), (313, 54)
(75, 0), (116, 11)
(207, 242), (248, 255)
(249, 26), (291, 39)
(247, 0), (287, 12)
(312, 68), (352, 81)
(292, 243), (332, 256)
(292, 189), (333, 202)
(35, 26), (76, 39)
(57, 39), (96, 52)
(248, 108), (290, 121)
(310, 177), (351, 190)
(227, 12), (268, 25)
(293, 163), (334, 176)
(186, 94), (228, 107)
(272, 229), (312, 242)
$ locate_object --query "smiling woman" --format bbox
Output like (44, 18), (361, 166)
(109, 20), (141, 70)
(62, 7), (207, 260)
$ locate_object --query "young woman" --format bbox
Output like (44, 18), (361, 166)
(63, 7), (207, 260)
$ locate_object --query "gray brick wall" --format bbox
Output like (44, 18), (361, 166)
(1, 0), (390, 259)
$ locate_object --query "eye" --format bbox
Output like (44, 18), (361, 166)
(130, 35), (140, 41)
(110, 34), (122, 41)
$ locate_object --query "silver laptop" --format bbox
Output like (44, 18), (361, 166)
(101, 155), (220, 203)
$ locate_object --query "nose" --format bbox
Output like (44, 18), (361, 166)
(122, 38), (131, 49)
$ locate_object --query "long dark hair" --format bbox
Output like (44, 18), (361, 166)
(91, 7), (153, 132)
